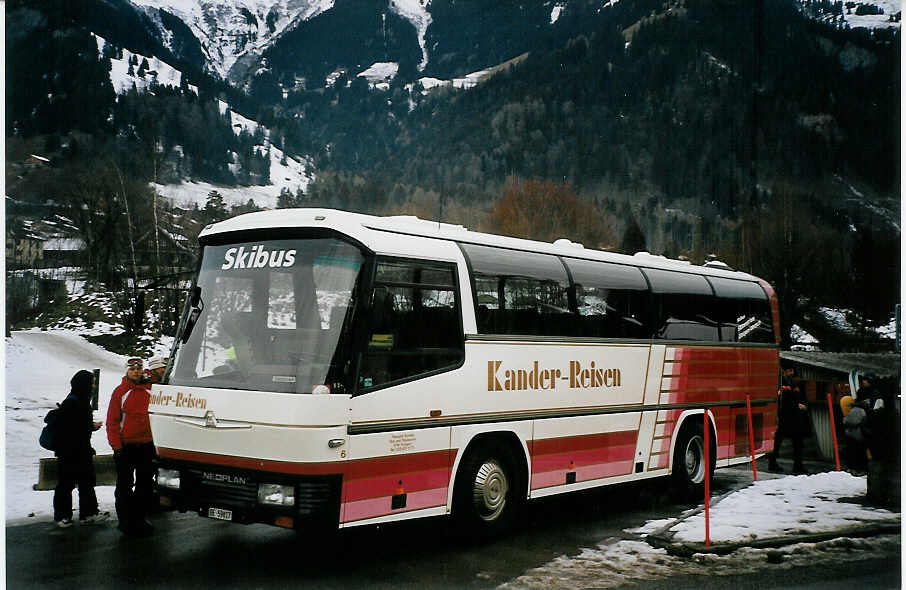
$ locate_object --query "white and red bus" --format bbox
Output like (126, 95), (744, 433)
(151, 208), (780, 533)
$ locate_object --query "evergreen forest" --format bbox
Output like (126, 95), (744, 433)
(5, 0), (900, 351)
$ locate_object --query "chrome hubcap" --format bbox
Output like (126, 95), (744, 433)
(472, 459), (508, 521)
(684, 435), (705, 484)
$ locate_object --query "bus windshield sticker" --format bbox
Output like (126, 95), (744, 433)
(221, 245), (297, 270)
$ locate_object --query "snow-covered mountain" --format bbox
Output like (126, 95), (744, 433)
(131, 0), (335, 80)
(130, 0), (437, 83)
(126, 0), (584, 89)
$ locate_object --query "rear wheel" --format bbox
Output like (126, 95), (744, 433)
(672, 420), (715, 498)
(453, 442), (522, 536)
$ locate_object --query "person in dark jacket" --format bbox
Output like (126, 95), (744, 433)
(53, 370), (109, 528)
(768, 367), (810, 474)
(107, 357), (154, 536)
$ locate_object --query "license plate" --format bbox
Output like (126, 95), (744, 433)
(208, 507), (233, 521)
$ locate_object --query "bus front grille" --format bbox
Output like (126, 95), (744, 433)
(296, 475), (342, 526)
(184, 468), (258, 509)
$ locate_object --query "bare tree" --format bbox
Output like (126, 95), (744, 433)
(486, 176), (616, 248)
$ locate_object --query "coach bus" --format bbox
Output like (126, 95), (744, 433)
(150, 208), (780, 534)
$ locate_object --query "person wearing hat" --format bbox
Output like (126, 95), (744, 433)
(147, 357), (168, 384)
(53, 370), (109, 528)
(106, 357), (154, 536)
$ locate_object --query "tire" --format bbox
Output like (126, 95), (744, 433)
(671, 420), (715, 499)
(453, 442), (522, 537)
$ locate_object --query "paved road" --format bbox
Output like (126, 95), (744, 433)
(6, 466), (900, 589)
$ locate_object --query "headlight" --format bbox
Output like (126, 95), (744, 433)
(157, 468), (181, 489)
(257, 483), (295, 506)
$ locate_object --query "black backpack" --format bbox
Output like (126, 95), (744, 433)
(38, 394), (76, 451)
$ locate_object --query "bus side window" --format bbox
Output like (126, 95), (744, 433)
(707, 277), (775, 343)
(563, 258), (650, 339)
(460, 244), (571, 337)
(474, 277), (500, 333)
(644, 269), (719, 341)
(358, 259), (464, 392)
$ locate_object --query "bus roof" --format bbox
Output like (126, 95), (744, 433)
(200, 208), (763, 283)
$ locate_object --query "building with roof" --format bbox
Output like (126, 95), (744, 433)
(780, 351), (900, 461)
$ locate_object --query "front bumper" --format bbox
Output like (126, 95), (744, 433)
(156, 459), (343, 530)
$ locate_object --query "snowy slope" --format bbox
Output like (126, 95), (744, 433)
(149, 99), (314, 210)
(96, 34), (194, 94)
(93, 30), (313, 209)
(799, 0), (902, 29)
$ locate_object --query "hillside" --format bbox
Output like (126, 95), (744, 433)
(4, 0), (901, 350)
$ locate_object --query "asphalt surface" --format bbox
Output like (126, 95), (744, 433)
(6, 454), (899, 589)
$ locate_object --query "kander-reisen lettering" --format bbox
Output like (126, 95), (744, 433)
(150, 391), (207, 409)
(488, 360), (621, 392)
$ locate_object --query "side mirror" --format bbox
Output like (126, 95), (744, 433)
(181, 307), (201, 344)
(190, 286), (202, 308)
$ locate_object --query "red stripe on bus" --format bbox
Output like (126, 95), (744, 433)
(532, 430), (637, 456)
(531, 443), (636, 473)
(344, 470), (450, 503)
(156, 447), (344, 475)
(344, 450), (452, 480)
(342, 487), (449, 523)
(670, 347), (778, 363)
(158, 447), (455, 475)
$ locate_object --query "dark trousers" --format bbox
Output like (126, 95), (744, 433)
(772, 431), (804, 468)
(114, 442), (155, 526)
(844, 438), (869, 471)
(54, 452), (99, 521)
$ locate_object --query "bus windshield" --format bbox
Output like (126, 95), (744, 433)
(170, 237), (365, 394)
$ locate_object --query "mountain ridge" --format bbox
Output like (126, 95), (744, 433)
(4, 0), (900, 348)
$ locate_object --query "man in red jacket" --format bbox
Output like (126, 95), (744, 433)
(107, 357), (154, 536)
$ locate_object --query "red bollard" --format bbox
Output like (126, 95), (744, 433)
(703, 410), (710, 547)
(827, 393), (841, 471)
(746, 394), (758, 481)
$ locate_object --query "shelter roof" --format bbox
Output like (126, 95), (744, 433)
(780, 351), (900, 378)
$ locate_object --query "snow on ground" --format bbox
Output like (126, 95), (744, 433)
(790, 324), (820, 351)
(638, 471), (898, 542)
(503, 472), (899, 590)
(501, 534), (901, 590)
(358, 62), (400, 89)
(413, 66), (501, 93)
(5, 331), (130, 524)
(841, 1), (902, 29)
(5, 331), (899, 590)
(798, 0), (901, 29)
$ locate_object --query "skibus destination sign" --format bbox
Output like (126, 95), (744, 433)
(221, 244), (297, 270)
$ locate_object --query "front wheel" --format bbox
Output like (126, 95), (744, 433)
(453, 445), (522, 536)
